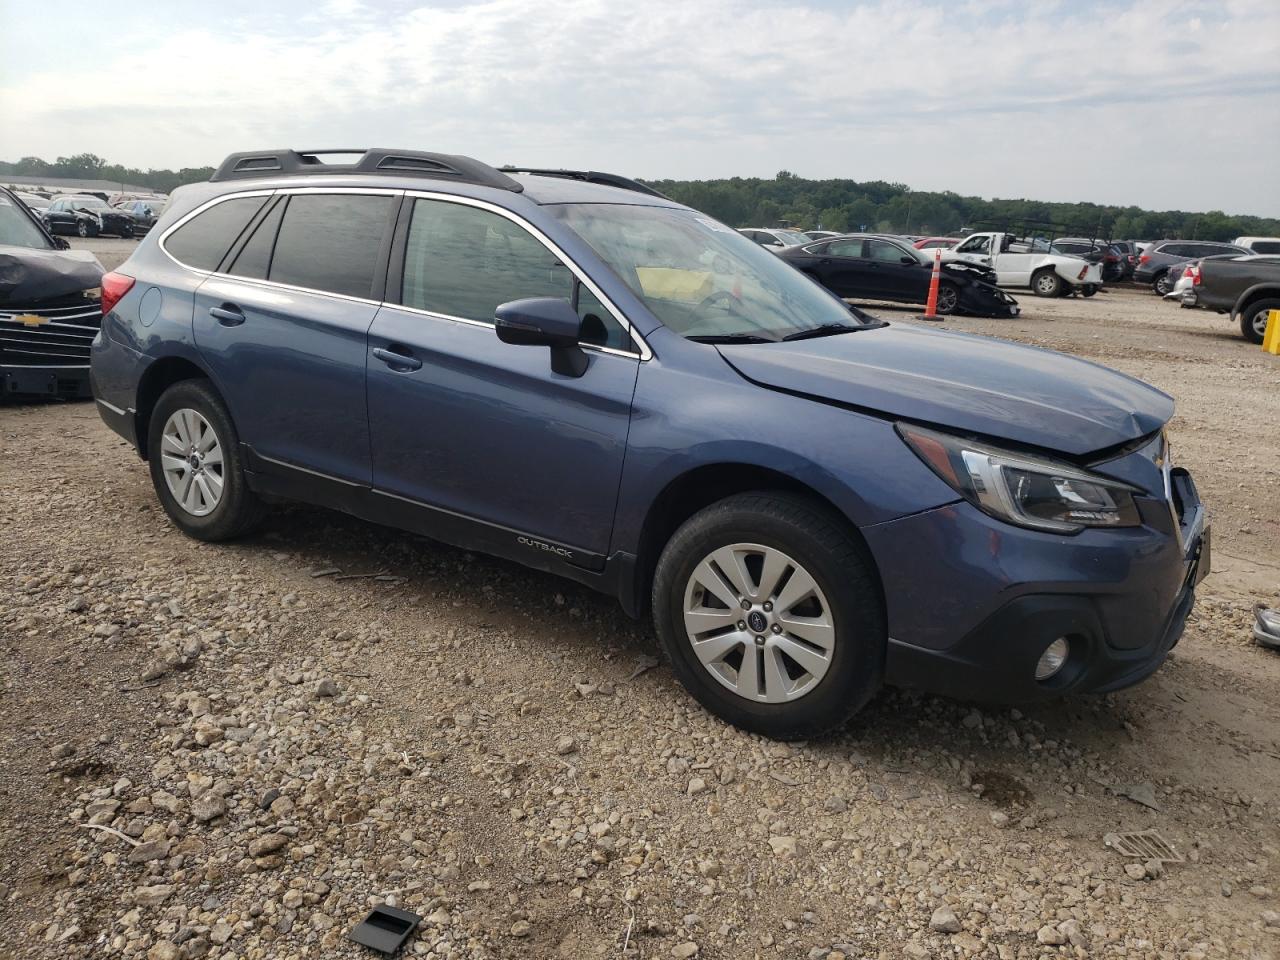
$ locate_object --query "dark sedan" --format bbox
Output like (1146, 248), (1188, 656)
(778, 234), (1019, 317)
(43, 195), (137, 238)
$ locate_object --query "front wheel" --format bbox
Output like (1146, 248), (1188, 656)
(1241, 298), (1280, 345)
(651, 492), (885, 739)
(935, 282), (959, 315)
(147, 379), (267, 541)
(1032, 269), (1063, 298)
(76, 220), (89, 238)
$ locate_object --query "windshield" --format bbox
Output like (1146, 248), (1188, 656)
(70, 197), (108, 210)
(555, 203), (867, 342)
(0, 193), (53, 250)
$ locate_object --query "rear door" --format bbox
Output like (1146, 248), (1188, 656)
(188, 190), (398, 484)
(365, 195), (640, 564)
(815, 238), (874, 297)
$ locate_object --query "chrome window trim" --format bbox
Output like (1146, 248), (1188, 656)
(377, 302), (639, 360)
(158, 186), (651, 361)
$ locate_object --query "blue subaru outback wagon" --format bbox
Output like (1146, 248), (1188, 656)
(90, 148), (1209, 738)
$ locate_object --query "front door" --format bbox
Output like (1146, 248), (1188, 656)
(863, 237), (925, 301)
(366, 196), (639, 565)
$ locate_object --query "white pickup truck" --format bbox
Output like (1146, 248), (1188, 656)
(942, 232), (1103, 297)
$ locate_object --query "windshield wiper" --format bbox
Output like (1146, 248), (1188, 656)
(686, 333), (775, 344)
(781, 323), (865, 342)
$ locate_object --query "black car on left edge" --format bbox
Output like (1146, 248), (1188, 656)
(43, 195), (137, 238)
(1, 186), (105, 399)
(778, 233), (1019, 317)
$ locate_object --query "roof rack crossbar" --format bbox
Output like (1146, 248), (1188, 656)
(209, 149), (523, 192)
(497, 167), (669, 199)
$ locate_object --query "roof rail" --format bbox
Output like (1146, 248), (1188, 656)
(209, 149), (524, 192)
(498, 167), (669, 199)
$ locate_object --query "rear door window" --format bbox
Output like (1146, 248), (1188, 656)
(826, 238), (864, 258)
(268, 194), (393, 299)
(164, 196), (268, 271)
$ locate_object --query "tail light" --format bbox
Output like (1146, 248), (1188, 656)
(1077, 266), (1089, 280)
(1187, 264), (1202, 286)
(101, 272), (136, 317)
(1138, 254), (1151, 264)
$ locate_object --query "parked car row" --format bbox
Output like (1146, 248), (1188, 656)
(5, 189), (167, 240)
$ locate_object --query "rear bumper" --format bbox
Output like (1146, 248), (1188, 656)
(1, 364), (92, 399)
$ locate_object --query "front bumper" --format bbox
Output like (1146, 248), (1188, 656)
(866, 473), (1208, 704)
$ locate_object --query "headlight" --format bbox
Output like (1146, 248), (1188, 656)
(898, 424), (1141, 533)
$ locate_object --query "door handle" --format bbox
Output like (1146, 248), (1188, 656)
(209, 304), (245, 326)
(372, 346), (423, 372)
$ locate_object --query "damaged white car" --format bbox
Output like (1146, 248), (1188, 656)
(942, 231), (1104, 298)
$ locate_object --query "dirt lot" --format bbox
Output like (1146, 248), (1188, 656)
(2, 262), (1279, 959)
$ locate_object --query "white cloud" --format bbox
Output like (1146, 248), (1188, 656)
(1, 0), (1278, 214)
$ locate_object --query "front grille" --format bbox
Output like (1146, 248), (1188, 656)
(0, 293), (102, 367)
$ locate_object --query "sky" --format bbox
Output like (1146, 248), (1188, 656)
(2, 0), (1278, 217)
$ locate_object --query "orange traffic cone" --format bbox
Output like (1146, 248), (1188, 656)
(923, 249), (943, 321)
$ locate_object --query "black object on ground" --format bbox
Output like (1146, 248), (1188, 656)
(348, 905), (421, 955)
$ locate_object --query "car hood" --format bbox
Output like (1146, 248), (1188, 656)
(0, 246), (105, 302)
(717, 323), (1173, 456)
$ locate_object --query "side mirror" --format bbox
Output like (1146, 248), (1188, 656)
(900, 255), (917, 265)
(494, 297), (588, 378)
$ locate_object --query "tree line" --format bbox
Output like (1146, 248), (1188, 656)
(0, 154), (214, 196)
(647, 170), (1280, 242)
(4, 155), (1276, 242)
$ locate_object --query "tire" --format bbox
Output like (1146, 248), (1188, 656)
(146, 379), (267, 541)
(76, 219), (89, 238)
(651, 492), (885, 739)
(1153, 272), (1171, 296)
(1031, 269), (1063, 298)
(1082, 284), (1099, 298)
(1240, 298), (1280, 345)
(935, 282), (959, 315)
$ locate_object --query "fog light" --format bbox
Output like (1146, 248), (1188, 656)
(1035, 637), (1070, 681)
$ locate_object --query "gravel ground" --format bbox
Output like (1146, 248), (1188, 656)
(2, 264), (1279, 959)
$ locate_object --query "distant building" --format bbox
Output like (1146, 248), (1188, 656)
(0, 174), (165, 198)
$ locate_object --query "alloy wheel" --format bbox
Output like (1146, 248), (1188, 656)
(936, 285), (959, 314)
(682, 543), (835, 703)
(160, 408), (225, 517)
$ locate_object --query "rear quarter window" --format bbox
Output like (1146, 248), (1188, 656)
(1252, 241), (1280, 254)
(164, 196), (268, 271)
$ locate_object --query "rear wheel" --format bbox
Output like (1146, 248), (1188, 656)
(1032, 269), (1063, 298)
(651, 492), (885, 739)
(1240, 298), (1280, 345)
(147, 379), (267, 541)
(1153, 272), (1171, 296)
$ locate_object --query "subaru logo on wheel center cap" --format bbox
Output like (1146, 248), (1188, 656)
(747, 611), (768, 634)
